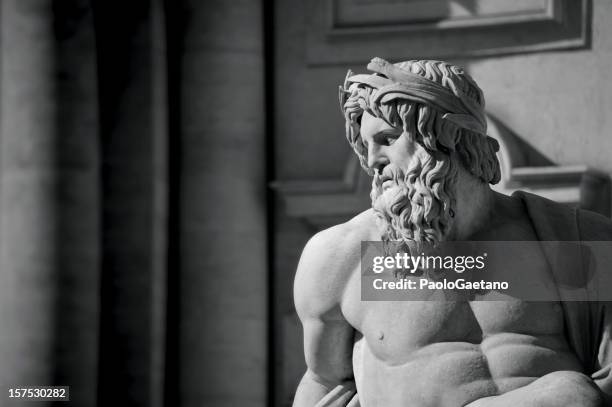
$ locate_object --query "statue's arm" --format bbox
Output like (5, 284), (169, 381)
(292, 230), (358, 407)
(292, 316), (356, 407)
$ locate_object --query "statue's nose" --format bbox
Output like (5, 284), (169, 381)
(367, 145), (389, 174)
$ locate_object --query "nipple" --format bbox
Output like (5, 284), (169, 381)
(378, 331), (384, 340)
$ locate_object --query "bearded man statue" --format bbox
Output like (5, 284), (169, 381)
(292, 58), (612, 407)
(343, 58), (499, 247)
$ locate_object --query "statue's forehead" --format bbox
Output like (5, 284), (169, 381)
(360, 111), (399, 139)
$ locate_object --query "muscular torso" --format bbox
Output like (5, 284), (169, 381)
(337, 197), (583, 407)
(343, 296), (581, 406)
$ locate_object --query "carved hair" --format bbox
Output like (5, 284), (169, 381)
(342, 60), (501, 185)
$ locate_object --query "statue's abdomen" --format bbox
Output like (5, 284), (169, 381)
(351, 300), (582, 407)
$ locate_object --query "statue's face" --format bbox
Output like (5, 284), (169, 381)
(360, 111), (418, 180)
(361, 111), (456, 244)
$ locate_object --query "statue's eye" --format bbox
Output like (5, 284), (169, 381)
(374, 131), (400, 146)
(385, 136), (398, 146)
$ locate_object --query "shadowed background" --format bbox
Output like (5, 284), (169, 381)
(0, 0), (610, 406)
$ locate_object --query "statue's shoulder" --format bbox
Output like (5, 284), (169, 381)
(512, 190), (612, 241)
(294, 209), (378, 315)
(576, 207), (612, 241)
(301, 209), (378, 264)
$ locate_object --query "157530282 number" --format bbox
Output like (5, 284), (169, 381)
(8, 386), (69, 401)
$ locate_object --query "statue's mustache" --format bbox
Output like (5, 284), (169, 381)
(373, 166), (404, 189)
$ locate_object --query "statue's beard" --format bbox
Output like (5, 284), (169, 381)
(371, 152), (458, 247)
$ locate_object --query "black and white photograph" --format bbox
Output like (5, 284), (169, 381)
(1, 0), (611, 406)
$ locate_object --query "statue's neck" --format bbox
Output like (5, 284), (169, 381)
(449, 176), (494, 241)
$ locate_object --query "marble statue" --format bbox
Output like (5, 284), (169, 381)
(292, 58), (612, 406)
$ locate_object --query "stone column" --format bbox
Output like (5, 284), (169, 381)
(177, 1), (268, 406)
(0, 0), (100, 405)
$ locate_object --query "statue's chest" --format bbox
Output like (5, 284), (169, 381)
(342, 237), (565, 362)
(352, 301), (480, 362)
(343, 287), (565, 363)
